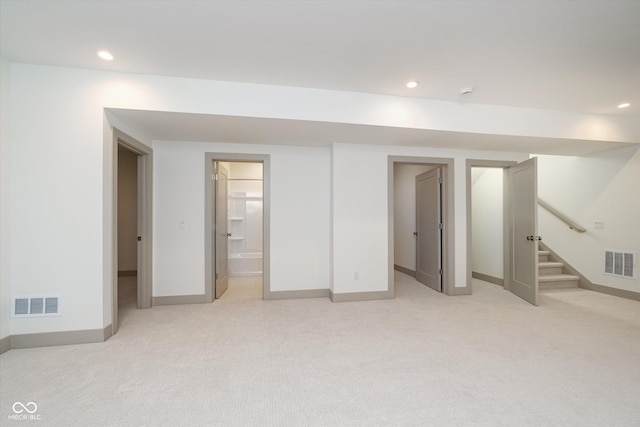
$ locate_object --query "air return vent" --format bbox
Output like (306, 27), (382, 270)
(12, 296), (61, 317)
(604, 250), (636, 279)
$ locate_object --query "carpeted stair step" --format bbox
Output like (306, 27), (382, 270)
(538, 274), (579, 290)
(538, 250), (550, 262)
(539, 261), (564, 275)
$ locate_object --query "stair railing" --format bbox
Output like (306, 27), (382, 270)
(538, 199), (587, 233)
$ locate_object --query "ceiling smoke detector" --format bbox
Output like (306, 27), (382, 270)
(460, 87), (473, 97)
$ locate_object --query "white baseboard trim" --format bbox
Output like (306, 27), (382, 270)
(265, 289), (330, 300)
(329, 289), (394, 302)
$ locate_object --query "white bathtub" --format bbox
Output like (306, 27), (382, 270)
(229, 252), (263, 277)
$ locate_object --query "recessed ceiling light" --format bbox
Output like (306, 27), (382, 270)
(617, 102), (630, 109)
(406, 81), (419, 89)
(97, 50), (114, 61)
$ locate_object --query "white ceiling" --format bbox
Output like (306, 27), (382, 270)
(2, 0), (639, 153)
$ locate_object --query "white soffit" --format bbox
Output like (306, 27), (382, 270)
(106, 109), (632, 156)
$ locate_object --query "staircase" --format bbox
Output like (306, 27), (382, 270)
(538, 250), (579, 290)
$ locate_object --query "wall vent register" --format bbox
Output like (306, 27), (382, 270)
(12, 296), (61, 317)
(604, 250), (636, 279)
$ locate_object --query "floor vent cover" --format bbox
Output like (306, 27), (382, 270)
(12, 296), (61, 317)
(605, 250), (636, 279)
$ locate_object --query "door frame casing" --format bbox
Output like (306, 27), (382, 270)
(204, 153), (270, 302)
(465, 160), (518, 292)
(111, 129), (153, 335)
(388, 156), (456, 296)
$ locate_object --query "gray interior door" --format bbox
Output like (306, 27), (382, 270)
(215, 163), (229, 298)
(505, 157), (539, 305)
(416, 167), (442, 292)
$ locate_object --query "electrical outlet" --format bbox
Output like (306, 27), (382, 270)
(594, 221), (604, 230)
(353, 272), (359, 280)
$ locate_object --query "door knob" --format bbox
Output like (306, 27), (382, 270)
(526, 235), (534, 241)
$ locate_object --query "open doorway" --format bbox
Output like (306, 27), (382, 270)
(205, 153), (270, 302)
(389, 157), (457, 296)
(217, 161), (264, 300)
(392, 164), (438, 279)
(469, 166), (506, 286)
(112, 129), (152, 335)
(466, 159), (539, 306)
(117, 145), (139, 318)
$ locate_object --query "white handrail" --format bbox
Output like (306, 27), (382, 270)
(538, 199), (587, 233)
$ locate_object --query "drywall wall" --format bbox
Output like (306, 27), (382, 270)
(537, 146), (640, 293)
(0, 57), (11, 341)
(393, 164), (434, 272)
(10, 65), (109, 334)
(153, 141), (330, 296)
(332, 143), (528, 295)
(332, 144), (390, 293)
(117, 146), (138, 272)
(5, 60), (636, 337)
(471, 167), (504, 280)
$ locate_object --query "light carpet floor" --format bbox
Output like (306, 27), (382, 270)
(1, 273), (639, 426)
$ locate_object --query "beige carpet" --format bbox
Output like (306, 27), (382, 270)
(1, 273), (639, 426)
